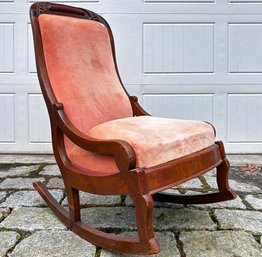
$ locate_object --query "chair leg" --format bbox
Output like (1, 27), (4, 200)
(133, 194), (154, 242)
(216, 151), (231, 193)
(127, 169), (160, 253)
(65, 185), (80, 225)
(128, 193), (160, 253)
(152, 142), (237, 205)
(33, 181), (160, 255)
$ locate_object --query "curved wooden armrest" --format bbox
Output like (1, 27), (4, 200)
(129, 96), (150, 116)
(53, 102), (136, 172)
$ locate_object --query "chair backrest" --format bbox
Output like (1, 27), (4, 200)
(30, 3), (133, 145)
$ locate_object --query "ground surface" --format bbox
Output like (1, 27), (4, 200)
(0, 156), (262, 257)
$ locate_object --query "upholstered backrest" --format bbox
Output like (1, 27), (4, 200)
(38, 14), (133, 141)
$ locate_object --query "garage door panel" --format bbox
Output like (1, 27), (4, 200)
(228, 94), (262, 142)
(27, 22), (36, 74)
(110, 14), (219, 85)
(143, 23), (214, 74)
(144, 0), (214, 3)
(1, 2), (262, 153)
(105, 15), (143, 85)
(229, 0), (262, 3)
(0, 23), (14, 73)
(28, 94), (51, 143)
(4, 1), (262, 15)
(229, 23), (262, 73)
(28, 0), (99, 3)
(82, 1), (229, 14)
(0, 0), (16, 13)
(0, 15), (33, 84)
(143, 94), (214, 122)
(0, 94), (15, 142)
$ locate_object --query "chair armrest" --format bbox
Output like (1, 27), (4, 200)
(53, 102), (136, 172)
(129, 96), (150, 116)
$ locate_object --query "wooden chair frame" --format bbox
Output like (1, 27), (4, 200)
(30, 2), (236, 255)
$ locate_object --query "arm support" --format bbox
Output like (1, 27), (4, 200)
(129, 96), (150, 116)
(53, 102), (136, 172)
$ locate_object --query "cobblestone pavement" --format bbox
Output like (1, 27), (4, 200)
(0, 157), (262, 257)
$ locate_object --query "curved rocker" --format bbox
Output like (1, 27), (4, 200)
(30, 2), (236, 255)
(33, 182), (160, 255)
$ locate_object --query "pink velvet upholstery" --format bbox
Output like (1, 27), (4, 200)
(39, 14), (133, 152)
(69, 116), (215, 174)
(39, 14), (215, 176)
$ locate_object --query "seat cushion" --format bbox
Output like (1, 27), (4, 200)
(68, 116), (215, 175)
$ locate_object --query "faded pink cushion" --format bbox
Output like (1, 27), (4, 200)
(68, 116), (215, 174)
(39, 14), (133, 152)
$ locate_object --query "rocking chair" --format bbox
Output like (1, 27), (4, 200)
(30, 2), (236, 255)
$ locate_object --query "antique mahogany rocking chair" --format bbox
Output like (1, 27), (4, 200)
(30, 2), (236, 255)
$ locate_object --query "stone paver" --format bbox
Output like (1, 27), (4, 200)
(153, 207), (216, 230)
(0, 165), (40, 178)
(81, 207), (136, 229)
(245, 195), (262, 210)
(205, 176), (261, 193)
(9, 230), (96, 257)
(0, 207), (11, 220)
(228, 155), (262, 166)
(193, 195), (246, 210)
(181, 230), (262, 257)
(176, 178), (203, 189)
(40, 165), (61, 176)
(0, 154), (55, 164)
(0, 231), (20, 257)
(63, 191), (121, 206)
(0, 207), (66, 231)
(179, 190), (246, 209)
(124, 195), (183, 208)
(161, 188), (180, 193)
(215, 209), (262, 235)
(81, 207), (216, 231)
(0, 191), (6, 201)
(0, 190), (64, 208)
(0, 177), (45, 189)
(0, 157), (261, 256)
(47, 177), (65, 189)
(101, 232), (180, 257)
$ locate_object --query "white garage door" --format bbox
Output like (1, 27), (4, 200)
(1, 0), (262, 153)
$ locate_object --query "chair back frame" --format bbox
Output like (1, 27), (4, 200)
(30, 2), (130, 122)
(30, 2), (140, 180)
